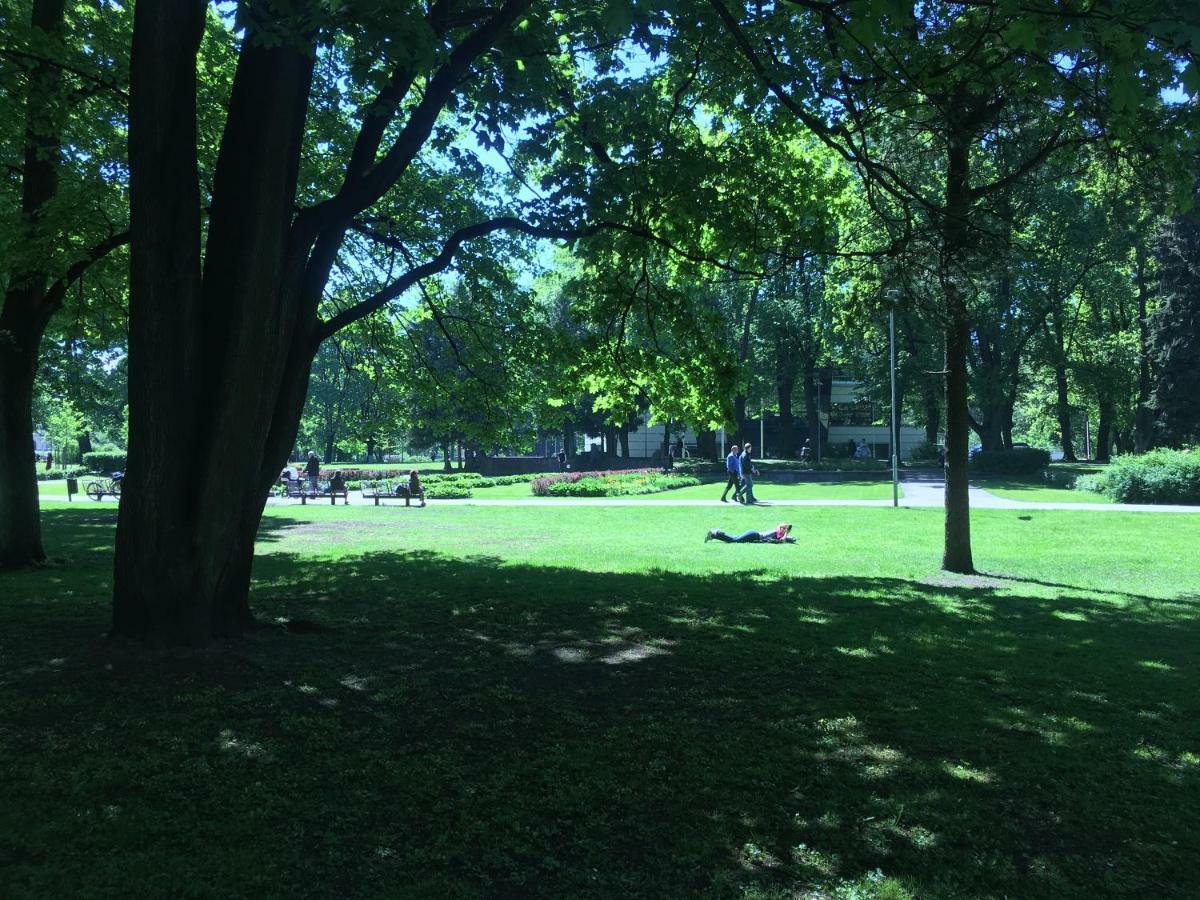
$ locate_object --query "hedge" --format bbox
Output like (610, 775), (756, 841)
(82, 452), (127, 474)
(969, 447), (1050, 476)
(1077, 449), (1200, 505)
(534, 469), (699, 497)
(37, 466), (88, 482)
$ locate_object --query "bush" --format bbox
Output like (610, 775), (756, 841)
(423, 484), (473, 499)
(1079, 449), (1200, 504)
(969, 447), (1050, 476)
(82, 451), (126, 474)
(542, 472), (700, 501)
(908, 440), (941, 463)
(37, 466), (88, 482)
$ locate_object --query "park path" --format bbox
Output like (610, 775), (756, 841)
(52, 482), (1200, 513)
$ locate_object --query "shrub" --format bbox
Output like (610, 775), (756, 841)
(543, 475), (700, 497)
(82, 451), (126, 474)
(1080, 449), (1200, 504)
(37, 466), (88, 482)
(969, 447), (1050, 476)
(423, 484), (473, 499)
(908, 440), (941, 463)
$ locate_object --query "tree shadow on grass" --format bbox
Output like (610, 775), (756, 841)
(2, 521), (1199, 899)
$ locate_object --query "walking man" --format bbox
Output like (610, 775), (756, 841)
(720, 444), (742, 502)
(740, 442), (761, 504)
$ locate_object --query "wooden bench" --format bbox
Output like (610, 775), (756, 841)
(283, 478), (349, 505)
(360, 480), (422, 506)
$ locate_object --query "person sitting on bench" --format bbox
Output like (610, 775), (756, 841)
(408, 469), (426, 507)
(705, 523), (794, 543)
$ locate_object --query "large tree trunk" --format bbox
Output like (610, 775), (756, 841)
(733, 393), (747, 443)
(113, 5), (317, 643)
(941, 137), (974, 575)
(696, 428), (716, 460)
(0, 320), (46, 567)
(617, 425), (630, 458)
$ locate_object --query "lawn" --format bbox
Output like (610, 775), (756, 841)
(2, 504), (1198, 898)
(974, 478), (1111, 504)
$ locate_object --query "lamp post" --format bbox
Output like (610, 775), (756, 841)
(886, 290), (901, 507)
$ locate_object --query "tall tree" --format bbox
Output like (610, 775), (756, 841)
(696, 0), (1195, 571)
(0, 0), (131, 566)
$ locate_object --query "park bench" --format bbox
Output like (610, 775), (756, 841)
(360, 480), (419, 506)
(283, 478), (349, 505)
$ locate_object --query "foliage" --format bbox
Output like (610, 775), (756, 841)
(908, 441), (941, 463)
(1079, 449), (1200, 504)
(531, 467), (694, 496)
(81, 451), (126, 474)
(35, 465), (86, 482)
(42, 399), (87, 463)
(969, 448), (1051, 476)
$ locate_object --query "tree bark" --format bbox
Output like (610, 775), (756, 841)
(0, 0), (66, 567)
(113, 5), (317, 643)
(1096, 394), (1114, 463)
(922, 381), (939, 445)
(775, 368), (797, 458)
(0, 319), (46, 567)
(1133, 245), (1154, 452)
(803, 361), (821, 453)
(941, 136), (974, 575)
(1050, 313), (1077, 461)
(617, 425), (630, 458)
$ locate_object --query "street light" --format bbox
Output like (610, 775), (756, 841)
(886, 289), (901, 508)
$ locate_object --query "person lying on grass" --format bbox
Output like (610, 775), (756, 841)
(705, 523), (794, 544)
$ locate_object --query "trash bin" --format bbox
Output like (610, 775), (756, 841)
(66, 477), (78, 501)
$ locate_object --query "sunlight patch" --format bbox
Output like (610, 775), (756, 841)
(942, 760), (995, 784)
(218, 729), (269, 760)
(1139, 660), (1175, 672)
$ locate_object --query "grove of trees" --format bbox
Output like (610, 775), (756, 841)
(1, 0), (1197, 641)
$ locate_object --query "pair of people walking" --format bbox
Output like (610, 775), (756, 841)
(719, 442), (760, 504)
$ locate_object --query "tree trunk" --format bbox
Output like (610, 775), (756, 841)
(441, 442), (452, 471)
(113, 5), (318, 643)
(941, 136), (974, 575)
(733, 393), (747, 443)
(0, 0), (66, 567)
(324, 434), (335, 464)
(1096, 394), (1115, 463)
(803, 361), (821, 453)
(1054, 362), (1076, 462)
(776, 370), (797, 458)
(0, 325), (46, 567)
(923, 382), (939, 445)
(1134, 245), (1154, 452)
(696, 428), (716, 460)
(617, 425), (630, 458)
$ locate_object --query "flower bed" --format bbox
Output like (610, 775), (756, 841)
(532, 468), (699, 497)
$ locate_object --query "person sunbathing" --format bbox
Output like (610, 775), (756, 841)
(705, 523), (794, 543)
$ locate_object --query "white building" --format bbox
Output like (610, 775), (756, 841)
(592, 374), (928, 460)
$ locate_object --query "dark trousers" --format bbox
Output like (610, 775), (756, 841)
(710, 530), (762, 543)
(721, 473), (742, 500)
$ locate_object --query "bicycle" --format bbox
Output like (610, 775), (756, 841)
(85, 471), (124, 501)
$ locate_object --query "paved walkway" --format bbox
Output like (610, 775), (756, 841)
(56, 484), (1200, 514)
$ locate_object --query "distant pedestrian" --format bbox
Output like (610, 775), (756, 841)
(45, 451), (52, 471)
(720, 444), (742, 502)
(557, 449), (567, 472)
(305, 451), (321, 491)
(740, 442), (761, 504)
(799, 439), (811, 462)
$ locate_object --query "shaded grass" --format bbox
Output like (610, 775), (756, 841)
(1, 506), (1198, 898)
